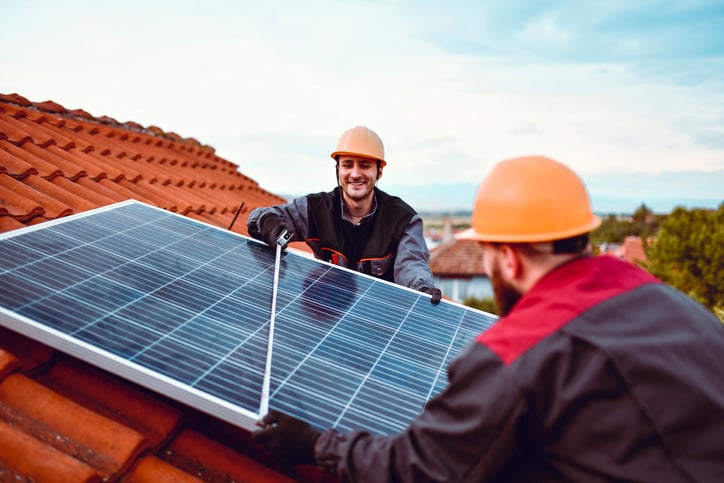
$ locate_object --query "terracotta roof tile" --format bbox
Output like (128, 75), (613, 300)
(36, 359), (182, 450)
(0, 146), (37, 178)
(0, 419), (102, 483)
(1, 140), (64, 179)
(622, 236), (649, 265)
(165, 429), (299, 482)
(0, 350), (18, 380)
(23, 174), (98, 213)
(430, 239), (487, 276)
(25, 214), (51, 226)
(76, 177), (131, 204)
(125, 455), (205, 482)
(0, 173), (71, 220)
(0, 116), (34, 145)
(13, 115), (78, 149)
(0, 93), (32, 105)
(0, 374), (147, 479)
(0, 92), (322, 482)
(0, 215), (26, 232)
(20, 143), (88, 180)
(51, 175), (118, 207)
(0, 327), (56, 373)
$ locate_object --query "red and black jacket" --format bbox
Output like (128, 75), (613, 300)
(316, 256), (724, 482)
(306, 187), (416, 282)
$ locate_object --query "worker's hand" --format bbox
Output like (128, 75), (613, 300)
(420, 286), (442, 304)
(259, 214), (294, 250)
(253, 410), (320, 467)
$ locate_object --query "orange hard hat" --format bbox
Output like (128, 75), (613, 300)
(330, 126), (386, 167)
(457, 156), (601, 243)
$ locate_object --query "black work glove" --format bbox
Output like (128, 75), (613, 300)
(253, 410), (320, 467)
(420, 286), (442, 304)
(259, 214), (294, 250)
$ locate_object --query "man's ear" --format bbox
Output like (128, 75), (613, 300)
(498, 244), (524, 281)
(377, 162), (383, 181)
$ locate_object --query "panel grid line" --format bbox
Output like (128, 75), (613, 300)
(425, 310), (468, 402)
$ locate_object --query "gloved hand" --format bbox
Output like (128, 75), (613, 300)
(253, 410), (320, 467)
(420, 286), (442, 304)
(259, 214), (294, 250)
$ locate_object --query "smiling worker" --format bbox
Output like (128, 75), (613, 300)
(247, 125), (441, 303)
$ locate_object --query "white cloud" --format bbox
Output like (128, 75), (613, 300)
(519, 14), (571, 45)
(1, 0), (722, 208)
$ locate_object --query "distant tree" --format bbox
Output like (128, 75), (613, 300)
(591, 204), (664, 251)
(632, 203), (652, 224)
(645, 203), (724, 317)
(590, 214), (636, 245)
(632, 203), (656, 241)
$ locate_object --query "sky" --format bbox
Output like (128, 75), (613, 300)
(2, 0), (723, 214)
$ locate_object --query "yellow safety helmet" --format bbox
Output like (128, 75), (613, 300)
(330, 126), (386, 167)
(458, 156), (601, 243)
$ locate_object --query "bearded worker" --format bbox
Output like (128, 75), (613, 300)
(253, 155), (724, 482)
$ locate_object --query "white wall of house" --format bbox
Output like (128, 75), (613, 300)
(434, 275), (493, 302)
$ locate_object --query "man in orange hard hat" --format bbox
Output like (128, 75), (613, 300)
(253, 155), (724, 481)
(247, 125), (441, 303)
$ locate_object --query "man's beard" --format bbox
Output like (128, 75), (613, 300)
(490, 261), (523, 317)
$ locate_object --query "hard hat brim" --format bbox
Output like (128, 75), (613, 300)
(331, 151), (387, 167)
(456, 216), (602, 243)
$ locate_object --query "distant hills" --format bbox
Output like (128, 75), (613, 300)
(385, 170), (723, 215)
(279, 170), (722, 216)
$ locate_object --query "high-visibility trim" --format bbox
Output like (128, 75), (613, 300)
(477, 257), (660, 365)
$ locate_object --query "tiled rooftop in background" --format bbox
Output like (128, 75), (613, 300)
(0, 93), (331, 482)
(429, 239), (486, 276)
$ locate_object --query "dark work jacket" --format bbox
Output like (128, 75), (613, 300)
(316, 256), (724, 482)
(306, 187), (416, 283)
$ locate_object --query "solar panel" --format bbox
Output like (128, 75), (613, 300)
(0, 200), (497, 434)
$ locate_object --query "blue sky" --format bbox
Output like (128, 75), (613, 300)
(2, 0), (723, 213)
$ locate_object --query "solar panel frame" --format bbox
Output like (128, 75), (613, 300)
(0, 200), (498, 434)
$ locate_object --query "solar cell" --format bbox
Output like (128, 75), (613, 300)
(0, 200), (497, 433)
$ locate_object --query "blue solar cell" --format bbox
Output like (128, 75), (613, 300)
(75, 314), (160, 359)
(0, 200), (498, 433)
(134, 335), (224, 384)
(18, 294), (107, 332)
(58, 245), (129, 273)
(65, 277), (144, 313)
(93, 233), (159, 259)
(9, 228), (79, 256)
(0, 273), (54, 309)
(45, 215), (117, 242)
(0, 239), (44, 271)
(115, 295), (195, 333)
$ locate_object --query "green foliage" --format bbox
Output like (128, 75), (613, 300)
(591, 214), (637, 245)
(590, 203), (664, 247)
(463, 296), (498, 316)
(645, 203), (724, 315)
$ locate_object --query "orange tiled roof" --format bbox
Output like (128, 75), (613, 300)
(622, 236), (649, 265)
(0, 93), (331, 482)
(429, 239), (486, 276)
